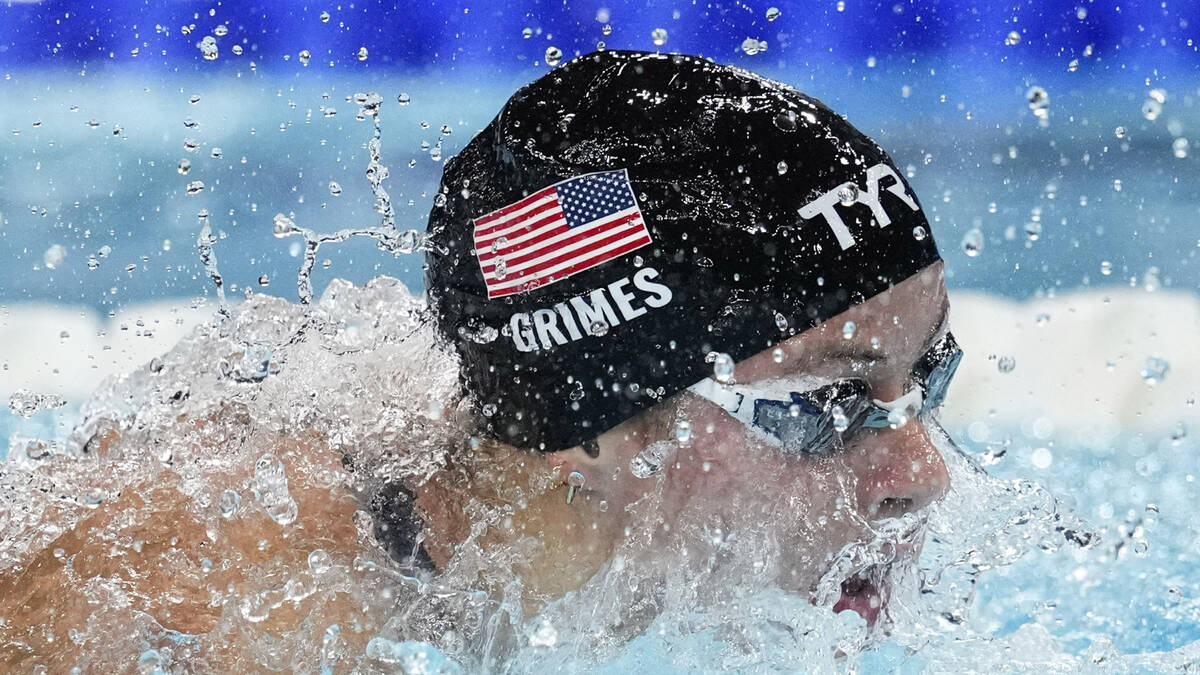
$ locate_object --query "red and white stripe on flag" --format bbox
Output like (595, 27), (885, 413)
(471, 170), (652, 299)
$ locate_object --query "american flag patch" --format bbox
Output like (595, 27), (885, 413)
(472, 169), (652, 299)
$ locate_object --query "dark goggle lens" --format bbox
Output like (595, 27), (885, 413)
(746, 333), (962, 452)
(915, 332), (962, 411)
(751, 380), (872, 454)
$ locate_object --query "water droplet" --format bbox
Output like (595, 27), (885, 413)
(766, 6), (782, 20)
(1144, 266), (1161, 292)
(186, 180), (205, 195)
(494, 257), (508, 279)
(219, 489), (241, 518)
(675, 420), (693, 445)
(545, 46), (562, 66)
(188, 94), (201, 104)
(836, 0), (845, 10)
(772, 347), (785, 363)
(231, 44), (243, 55)
(251, 453), (298, 525)
(961, 228), (984, 257)
(308, 548), (333, 573)
(81, 490), (104, 508)
(997, 355), (1016, 373)
(396, 92), (411, 106)
(1173, 137), (1189, 159)
(320, 10), (331, 23)
(630, 441), (674, 478)
(1141, 356), (1169, 385)
(210, 147), (222, 159)
(774, 311), (788, 332)
(1112, 178), (1123, 192)
(602, 24), (612, 36)
(1171, 422), (1188, 444)
(1100, 260), (1113, 275)
(776, 160), (788, 175)
(831, 405), (850, 433)
(522, 27), (533, 39)
(183, 138), (199, 152)
(213, 24), (228, 37)
(1142, 98), (1162, 121)
(1004, 30), (1022, 46)
(457, 320), (499, 344)
(328, 181), (342, 196)
(1132, 540), (1149, 556)
(741, 37), (766, 55)
(588, 320), (609, 337)
(1035, 312), (1050, 327)
(1068, 59), (1079, 72)
(842, 321), (857, 340)
(299, 50), (312, 66)
(712, 352), (734, 383)
(481, 403), (497, 417)
(1031, 446), (1053, 469)
(651, 28), (668, 46)
(1114, 126), (1127, 139)
(42, 244), (66, 269)
(836, 184), (859, 206)
(197, 35), (218, 60)
(886, 408), (909, 429)
(356, 46), (369, 61)
(1024, 221), (1042, 241)
(912, 225), (927, 241)
(1026, 86), (1050, 121)
(257, 274), (270, 287)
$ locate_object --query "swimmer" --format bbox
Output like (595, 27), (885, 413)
(0, 50), (956, 669)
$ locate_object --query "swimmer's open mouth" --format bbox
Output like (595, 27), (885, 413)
(833, 563), (889, 626)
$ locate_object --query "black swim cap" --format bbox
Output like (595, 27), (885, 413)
(425, 50), (940, 452)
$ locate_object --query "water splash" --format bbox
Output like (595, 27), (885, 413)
(269, 92), (435, 304)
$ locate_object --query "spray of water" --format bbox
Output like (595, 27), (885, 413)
(7, 90), (1200, 674)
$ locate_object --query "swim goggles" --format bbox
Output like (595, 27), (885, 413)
(687, 332), (962, 456)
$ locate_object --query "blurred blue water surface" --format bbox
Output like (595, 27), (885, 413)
(0, 0), (1197, 310)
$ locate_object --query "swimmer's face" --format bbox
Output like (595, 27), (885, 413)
(559, 262), (951, 626)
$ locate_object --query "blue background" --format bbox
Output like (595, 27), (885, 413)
(0, 0), (1196, 309)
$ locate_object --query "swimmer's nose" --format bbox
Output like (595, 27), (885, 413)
(848, 420), (950, 521)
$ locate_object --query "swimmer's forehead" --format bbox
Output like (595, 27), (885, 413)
(735, 266), (949, 383)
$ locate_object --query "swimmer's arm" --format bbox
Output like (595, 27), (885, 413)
(0, 430), (378, 672)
